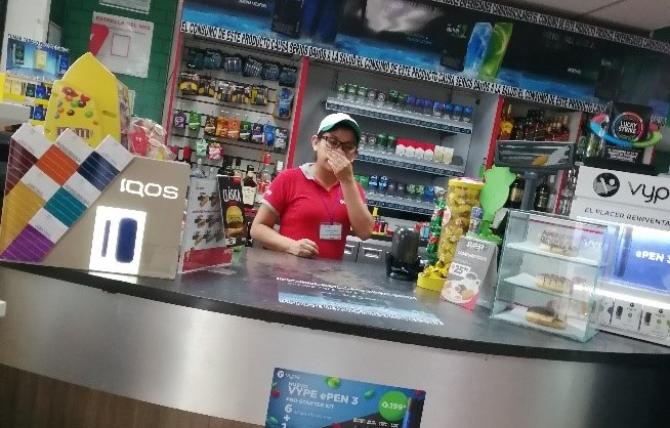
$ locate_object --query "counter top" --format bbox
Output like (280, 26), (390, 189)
(2, 248), (669, 365)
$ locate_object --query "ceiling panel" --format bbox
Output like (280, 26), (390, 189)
(503, 0), (617, 16)
(587, 0), (670, 31)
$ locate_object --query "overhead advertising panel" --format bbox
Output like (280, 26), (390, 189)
(182, 0), (670, 117)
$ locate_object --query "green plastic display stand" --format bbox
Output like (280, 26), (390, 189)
(478, 166), (515, 244)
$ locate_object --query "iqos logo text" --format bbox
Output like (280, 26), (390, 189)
(120, 179), (179, 200)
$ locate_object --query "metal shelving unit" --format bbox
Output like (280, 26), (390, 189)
(366, 195), (433, 216)
(172, 132), (286, 154)
(325, 97), (472, 135)
(356, 150), (464, 177)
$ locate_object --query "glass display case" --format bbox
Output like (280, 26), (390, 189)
(491, 211), (619, 342)
(595, 224), (670, 347)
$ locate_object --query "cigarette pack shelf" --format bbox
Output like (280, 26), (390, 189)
(366, 195), (434, 216)
(492, 210), (619, 342)
(316, 72), (478, 224)
(356, 150), (465, 177)
(325, 97), (473, 135)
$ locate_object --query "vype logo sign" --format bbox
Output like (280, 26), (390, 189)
(628, 182), (670, 204)
(593, 173), (669, 204)
(120, 179), (180, 200)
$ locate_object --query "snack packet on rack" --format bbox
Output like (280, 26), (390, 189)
(128, 117), (175, 161)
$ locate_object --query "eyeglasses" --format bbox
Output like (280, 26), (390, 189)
(320, 135), (358, 154)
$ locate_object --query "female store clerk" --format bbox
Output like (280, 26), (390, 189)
(250, 113), (374, 259)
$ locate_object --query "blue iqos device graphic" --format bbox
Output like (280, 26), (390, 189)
(90, 206), (146, 275)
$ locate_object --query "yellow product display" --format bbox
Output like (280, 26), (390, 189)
(44, 53), (130, 149)
(437, 178), (485, 266)
(417, 259), (450, 292)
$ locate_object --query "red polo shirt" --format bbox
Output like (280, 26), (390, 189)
(262, 164), (366, 260)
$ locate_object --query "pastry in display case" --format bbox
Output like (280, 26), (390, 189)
(491, 211), (619, 342)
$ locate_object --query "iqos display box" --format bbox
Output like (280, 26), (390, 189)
(0, 123), (189, 279)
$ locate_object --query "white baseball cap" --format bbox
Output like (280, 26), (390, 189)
(317, 113), (361, 144)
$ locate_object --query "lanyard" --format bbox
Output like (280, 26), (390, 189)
(316, 185), (342, 224)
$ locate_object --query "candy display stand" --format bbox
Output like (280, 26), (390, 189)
(44, 52), (130, 149)
(417, 178), (484, 293)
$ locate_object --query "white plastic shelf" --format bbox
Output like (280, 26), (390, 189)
(366, 195), (433, 216)
(356, 150), (464, 177)
(494, 305), (590, 341)
(325, 97), (473, 135)
(505, 241), (603, 267)
(503, 272), (592, 302)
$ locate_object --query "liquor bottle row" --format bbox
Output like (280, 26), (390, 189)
(505, 174), (552, 213)
(220, 157), (285, 210)
(499, 105), (571, 142)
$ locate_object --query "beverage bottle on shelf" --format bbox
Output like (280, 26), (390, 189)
(533, 177), (550, 212)
(499, 103), (513, 140)
(506, 174), (525, 209)
(222, 158), (234, 176)
(233, 157), (244, 178)
(255, 156), (273, 205)
(560, 115), (570, 142)
(585, 133), (601, 158)
(546, 121), (555, 141)
(242, 166), (258, 208)
(557, 170), (577, 215)
(522, 112), (534, 141)
(553, 119), (562, 141)
(533, 110), (546, 141)
(511, 119), (523, 140)
(272, 161), (285, 181)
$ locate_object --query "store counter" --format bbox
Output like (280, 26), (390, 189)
(0, 248), (668, 427)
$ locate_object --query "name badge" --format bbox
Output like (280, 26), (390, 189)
(320, 223), (342, 240)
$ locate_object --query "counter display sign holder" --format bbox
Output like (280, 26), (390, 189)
(266, 368), (425, 428)
(217, 175), (246, 248)
(179, 176), (232, 273)
(441, 236), (498, 310)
